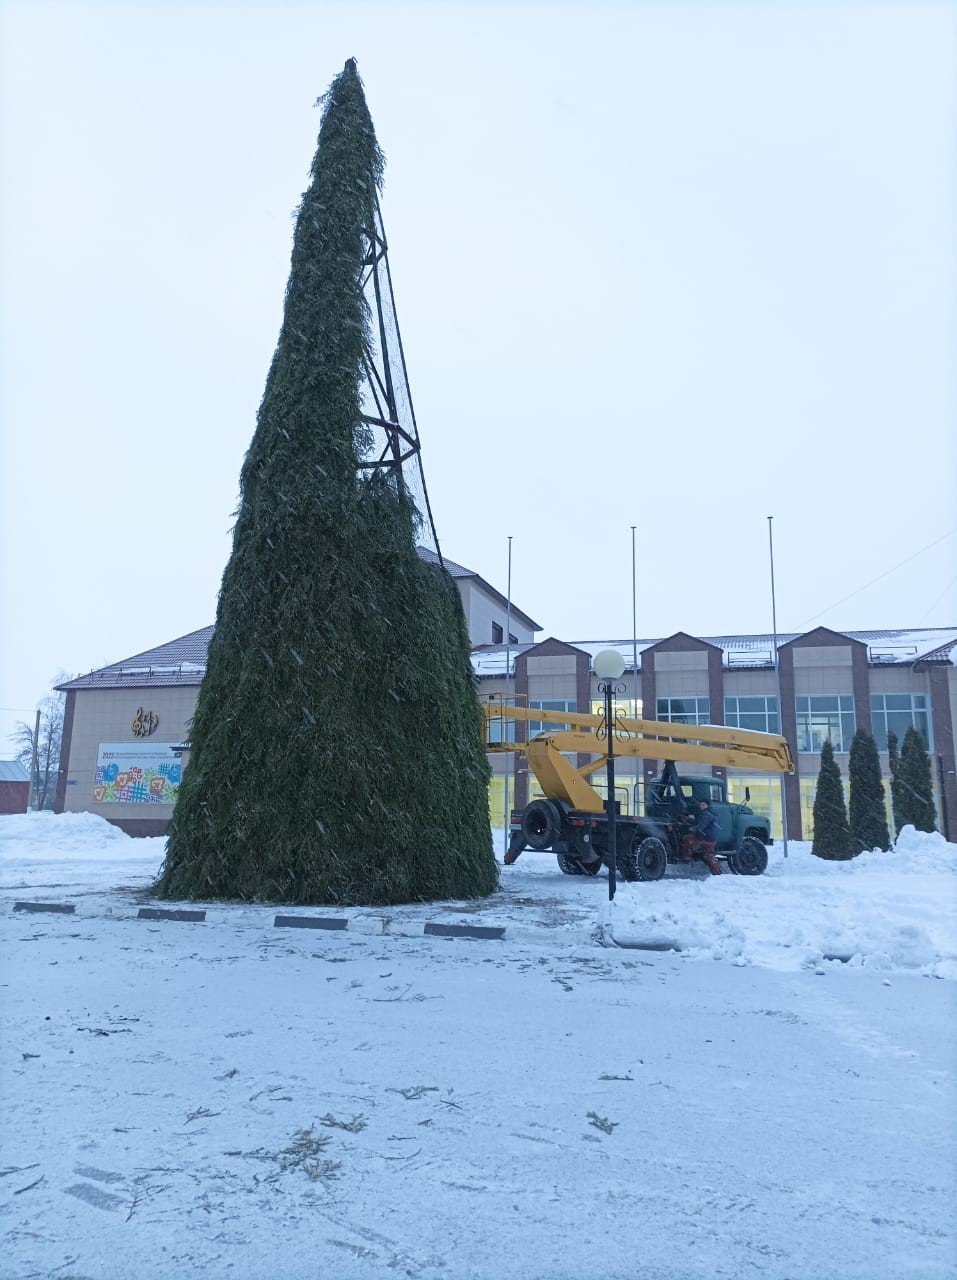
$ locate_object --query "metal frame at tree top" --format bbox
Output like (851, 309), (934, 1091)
(357, 201), (443, 565)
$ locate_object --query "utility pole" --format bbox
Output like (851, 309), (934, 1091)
(30, 709), (40, 812)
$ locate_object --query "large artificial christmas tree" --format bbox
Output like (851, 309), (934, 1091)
(157, 61), (495, 905)
(847, 729), (889, 854)
(811, 739), (852, 860)
(895, 726), (937, 834)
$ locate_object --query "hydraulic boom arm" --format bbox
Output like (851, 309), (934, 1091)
(483, 700), (794, 814)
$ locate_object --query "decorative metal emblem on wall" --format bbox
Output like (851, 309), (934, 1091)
(131, 707), (159, 738)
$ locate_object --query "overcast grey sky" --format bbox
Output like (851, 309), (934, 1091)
(1, 0), (955, 747)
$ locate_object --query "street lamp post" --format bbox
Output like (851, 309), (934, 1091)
(594, 648), (626, 901)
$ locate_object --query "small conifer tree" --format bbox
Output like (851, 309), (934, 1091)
(886, 730), (904, 836)
(811, 739), (851, 860)
(848, 729), (889, 853)
(896, 726), (937, 833)
(156, 61), (495, 905)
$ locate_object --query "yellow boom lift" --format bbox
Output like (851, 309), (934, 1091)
(483, 701), (794, 880)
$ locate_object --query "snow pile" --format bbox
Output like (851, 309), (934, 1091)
(0, 810), (164, 862)
(610, 831), (957, 978)
(764, 824), (957, 878)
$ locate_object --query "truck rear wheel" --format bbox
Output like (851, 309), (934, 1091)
(521, 800), (562, 851)
(556, 850), (602, 876)
(731, 836), (768, 876)
(616, 836), (640, 882)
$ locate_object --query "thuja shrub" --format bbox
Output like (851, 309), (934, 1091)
(156, 62), (494, 905)
(895, 726), (937, 834)
(811, 739), (851, 860)
(848, 729), (890, 854)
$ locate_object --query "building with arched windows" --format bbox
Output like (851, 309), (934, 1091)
(53, 551), (955, 841)
(474, 626), (955, 841)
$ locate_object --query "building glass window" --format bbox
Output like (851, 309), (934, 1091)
(491, 622), (503, 644)
(726, 776), (785, 840)
(870, 693), (931, 752)
(585, 774), (633, 815)
(528, 699), (576, 736)
(724, 695), (779, 734)
(799, 777), (821, 837)
(795, 695), (855, 753)
(487, 773), (515, 827)
(590, 698), (636, 726)
(656, 697), (710, 725)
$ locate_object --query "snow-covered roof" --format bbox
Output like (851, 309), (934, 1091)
(414, 545), (475, 580)
(911, 636), (957, 665)
(57, 617), (956, 695)
(58, 628), (214, 691)
(471, 628), (957, 678)
(59, 547), (546, 691)
(416, 546), (541, 631)
(0, 760), (30, 783)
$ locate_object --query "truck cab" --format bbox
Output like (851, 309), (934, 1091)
(643, 766), (772, 863)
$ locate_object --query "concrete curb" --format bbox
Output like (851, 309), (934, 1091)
(14, 901), (76, 915)
(7, 899), (683, 953)
(138, 907), (206, 923)
(7, 898), (596, 948)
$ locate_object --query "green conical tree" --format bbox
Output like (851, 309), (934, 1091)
(156, 61), (495, 905)
(811, 739), (851, 860)
(886, 729), (904, 836)
(896, 726), (937, 834)
(848, 729), (889, 853)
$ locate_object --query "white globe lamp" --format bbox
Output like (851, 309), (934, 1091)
(593, 649), (626, 680)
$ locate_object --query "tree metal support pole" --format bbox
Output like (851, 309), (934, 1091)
(768, 516), (789, 857)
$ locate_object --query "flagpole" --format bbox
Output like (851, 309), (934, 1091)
(768, 516), (789, 858)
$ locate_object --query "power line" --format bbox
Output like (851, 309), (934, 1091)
(801, 528), (957, 626)
(916, 574), (957, 626)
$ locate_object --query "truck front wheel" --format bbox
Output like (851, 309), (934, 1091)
(730, 836), (768, 876)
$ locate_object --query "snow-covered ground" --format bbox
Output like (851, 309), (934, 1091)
(2, 813), (956, 1279)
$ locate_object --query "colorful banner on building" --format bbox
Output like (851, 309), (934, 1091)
(93, 742), (181, 805)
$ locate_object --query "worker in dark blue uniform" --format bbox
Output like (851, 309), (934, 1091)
(680, 799), (722, 875)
